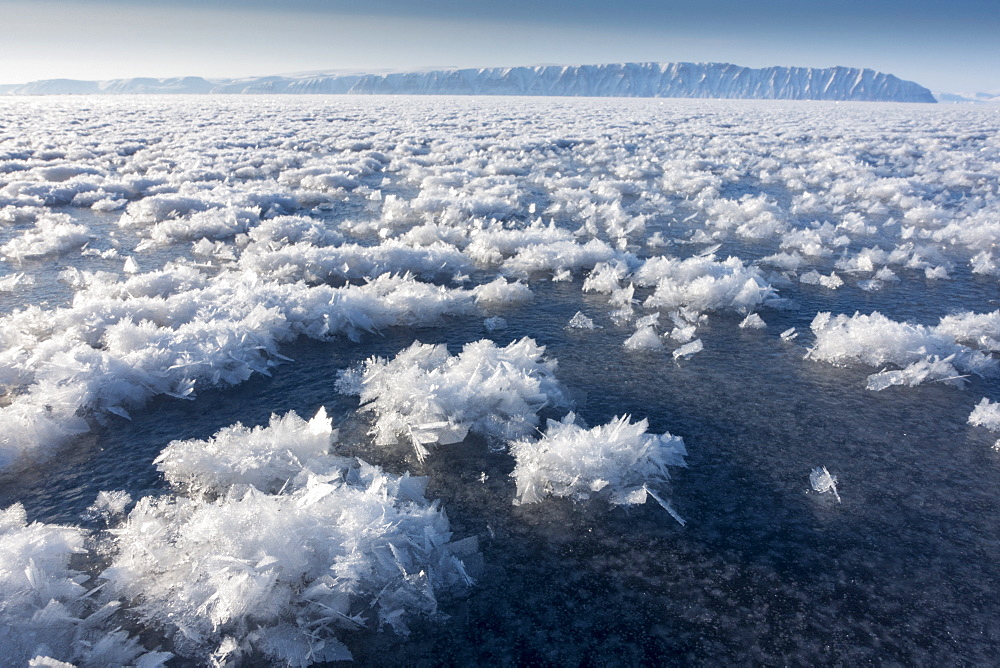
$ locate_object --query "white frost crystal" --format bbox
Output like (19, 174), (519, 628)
(807, 311), (996, 390)
(799, 270), (843, 289)
(84, 490), (133, 525)
(101, 408), (477, 665)
(672, 338), (704, 360)
(338, 337), (569, 459)
(969, 398), (1000, 431)
(510, 414), (687, 523)
(1, 214), (90, 260)
(155, 407), (336, 495)
(739, 313), (766, 329)
(968, 398), (1000, 450)
(634, 254), (776, 317)
(483, 316), (507, 332)
(567, 311), (599, 330)
(0, 271), (501, 472)
(624, 325), (664, 351)
(0, 504), (168, 666)
(809, 466), (841, 502)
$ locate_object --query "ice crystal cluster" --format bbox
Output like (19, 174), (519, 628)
(102, 408), (475, 665)
(807, 311), (997, 390)
(0, 504), (171, 666)
(809, 466), (842, 502)
(511, 414), (688, 523)
(337, 337), (569, 459)
(1, 408), (477, 665)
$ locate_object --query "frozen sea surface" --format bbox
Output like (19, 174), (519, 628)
(1, 96), (1000, 664)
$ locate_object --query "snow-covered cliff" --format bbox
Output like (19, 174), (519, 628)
(4, 62), (936, 102)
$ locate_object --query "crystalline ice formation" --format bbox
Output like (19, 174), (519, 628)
(925, 266), (949, 280)
(809, 466), (841, 502)
(510, 413), (687, 522)
(936, 310), (1000, 352)
(799, 270), (843, 289)
(834, 246), (888, 274)
(0, 504), (168, 666)
(582, 260), (630, 294)
(155, 407), (337, 495)
(483, 316), (507, 332)
(865, 356), (976, 391)
(238, 238), (472, 283)
(499, 238), (623, 278)
(969, 398), (1000, 431)
(338, 337), (569, 459)
(101, 408), (477, 665)
(739, 313), (766, 329)
(84, 490), (133, 525)
(610, 282), (636, 309)
(0, 272), (35, 292)
(567, 311), (599, 330)
(634, 254), (776, 315)
(117, 195), (210, 226)
(246, 214), (344, 248)
(135, 206), (259, 249)
(669, 323), (696, 342)
(473, 277), (533, 305)
(0, 269), (510, 472)
(465, 220), (577, 267)
(624, 325), (664, 351)
(807, 311), (996, 390)
(672, 338), (704, 360)
(968, 398), (1000, 450)
(0, 213), (91, 260)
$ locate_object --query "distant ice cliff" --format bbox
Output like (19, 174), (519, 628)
(3, 62), (936, 102)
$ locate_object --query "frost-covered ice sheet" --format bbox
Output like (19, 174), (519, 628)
(2, 95), (1000, 664)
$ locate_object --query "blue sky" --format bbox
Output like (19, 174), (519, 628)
(2, 0), (998, 92)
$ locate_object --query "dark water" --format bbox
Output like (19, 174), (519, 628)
(4, 271), (1000, 665)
